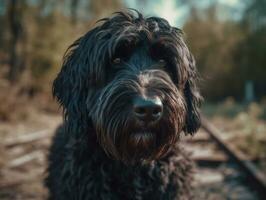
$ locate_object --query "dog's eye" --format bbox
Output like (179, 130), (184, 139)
(112, 58), (121, 64)
(158, 59), (166, 65)
(155, 59), (167, 68)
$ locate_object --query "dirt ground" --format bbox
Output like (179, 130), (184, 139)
(0, 111), (61, 200)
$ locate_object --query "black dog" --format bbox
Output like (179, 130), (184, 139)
(46, 10), (201, 200)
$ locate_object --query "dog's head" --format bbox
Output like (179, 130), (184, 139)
(53, 10), (202, 163)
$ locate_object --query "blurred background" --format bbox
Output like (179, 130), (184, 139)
(0, 0), (265, 199)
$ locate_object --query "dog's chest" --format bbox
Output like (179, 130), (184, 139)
(70, 148), (190, 200)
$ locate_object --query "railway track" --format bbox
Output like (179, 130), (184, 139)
(183, 117), (266, 200)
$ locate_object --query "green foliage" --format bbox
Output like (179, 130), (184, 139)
(0, 0), (265, 101)
(184, 5), (246, 100)
(183, 1), (266, 101)
(0, 0), (123, 92)
(0, 0), (123, 121)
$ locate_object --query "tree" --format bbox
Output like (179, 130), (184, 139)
(183, 4), (245, 100)
(236, 0), (266, 99)
(7, 0), (26, 83)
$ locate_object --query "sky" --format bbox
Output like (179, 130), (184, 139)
(125, 0), (245, 27)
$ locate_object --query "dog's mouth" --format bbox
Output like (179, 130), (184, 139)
(123, 131), (156, 160)
(131, 131), (154, 141)
(129, 131), (156, 146)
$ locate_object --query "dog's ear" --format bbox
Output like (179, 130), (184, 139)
(53, 27), (106, 114)
(182, 50), (202, 135)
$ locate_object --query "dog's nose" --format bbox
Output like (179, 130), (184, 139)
(133, 97), (163, 123)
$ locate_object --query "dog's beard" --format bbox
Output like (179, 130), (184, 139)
(104, 115), (183, 164)
(123, 128), (172, 163)
(125, 132), (156, 160)
(92, 100), (186, 164)
(90, 71), (187, 164)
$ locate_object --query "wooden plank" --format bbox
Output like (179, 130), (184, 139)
(8, 151), (44, 168)
(3, 129), (52, 148)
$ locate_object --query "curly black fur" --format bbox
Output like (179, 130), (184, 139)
(46, 9), (202, 200)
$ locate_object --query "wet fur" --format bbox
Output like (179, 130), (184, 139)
(46, 10), (201, 200)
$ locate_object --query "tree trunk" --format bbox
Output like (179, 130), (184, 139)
(7, 0), (24, 83)
(71, 0), (80, 25)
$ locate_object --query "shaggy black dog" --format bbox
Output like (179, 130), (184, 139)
(46, 10), (202, 200)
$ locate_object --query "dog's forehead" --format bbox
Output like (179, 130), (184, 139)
(127, 45), (155, 67)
